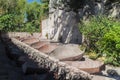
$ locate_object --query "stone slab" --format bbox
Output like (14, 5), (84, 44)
(50, 44), (84, 61)
(64, 58), (105, 74)
(30, 41), (49, 49)
(38, 44), (58, 54)
(22, 38), (40, 45)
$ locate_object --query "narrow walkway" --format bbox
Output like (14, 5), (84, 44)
(0, 40), (23, 80)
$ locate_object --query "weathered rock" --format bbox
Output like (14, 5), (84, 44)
(64, 58), (105, 74)
(50, 44), (84, 61)
(42, 10), (82, 44)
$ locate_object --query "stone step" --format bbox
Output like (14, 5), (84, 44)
(50, 44), (84, 61)
(64, 57), (105, 74)
(19, 36), (36, 41)
(38, 44), (58, 54)
(30, 41), (50, 49)
(21, 38), (40, 45)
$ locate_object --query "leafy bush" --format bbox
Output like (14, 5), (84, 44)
(0, 14), (16, 31)
(22, 21), (40, 33)
(0, 0), (46, 33)
(97, 23), (120, 66)
(0, 14), (40, 33)
(79, 16), (120, 66)
(79, 16), (112, 51)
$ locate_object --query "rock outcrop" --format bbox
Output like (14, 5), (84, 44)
(41, 0), (120, 44)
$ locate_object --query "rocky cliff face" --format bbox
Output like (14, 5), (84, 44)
(42, 0), (120, 44)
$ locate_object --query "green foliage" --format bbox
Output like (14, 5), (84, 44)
(41, 0), (49, 19)
(26, 2), (41, 22)
(79, 16), (112, 51)
(0, 0), (27, 32)
(98, 23), (120, 66)
(0, 0), (49, 33)
(0, 14), (16, 31)
(22, 21), (39, 33)
(79, 16), (120, 66)
(88, 51), (98, 60)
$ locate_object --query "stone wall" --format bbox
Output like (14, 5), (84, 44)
(10, 38), (92, 80)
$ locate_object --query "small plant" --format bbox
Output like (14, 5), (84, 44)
(45, 33), (48, 39)
(88, 51), (98, 60)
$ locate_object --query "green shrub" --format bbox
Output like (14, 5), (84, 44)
(20, 21), (40, 33)
(79, 16), (120, 66)
(97, 24), (120, 66)
(0, 14), (16, 31)
(0, 14), (40, 33)
(79, 16), (112, 51)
